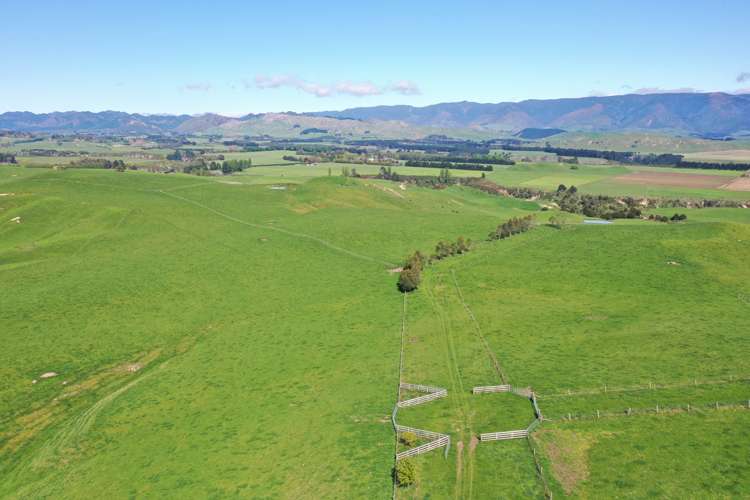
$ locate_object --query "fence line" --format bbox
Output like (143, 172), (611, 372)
(480, 429), (528, 441)
(531, 393), (543, 420)
(396, 436), (450, 460)
(548, 399), (750, 422)
(400, 382), (445, 393)
(397, 382), (448, 408)
(391, 295), (407, 500)
(472, 384), (511, 394)
(526, 426), (554, 499)
(451, 270), (508, 384)
(511, 386), (533, 398)
(538, 375), (750, 400)
(395, 424), (446, 441)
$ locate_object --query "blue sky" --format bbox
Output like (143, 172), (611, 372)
(4, 0), (750, 114)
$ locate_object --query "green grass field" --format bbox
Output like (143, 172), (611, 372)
(2, 162), (749, 498)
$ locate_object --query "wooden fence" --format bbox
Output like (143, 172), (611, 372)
(472, 384), (511, 394)
(397, 382), (448, 408)
(396, 435), (450, 460)
(480, 429), (528, 441)
(395, 424), (445, 441)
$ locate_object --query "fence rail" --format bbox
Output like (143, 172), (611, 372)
(480, 429), (528, 441)
(395, 424), (445, 441)
(400, 382), (444, 393)
(472, 385), (511, 394)
(396, 436), (450, 459)
(397, 389), (448, 408)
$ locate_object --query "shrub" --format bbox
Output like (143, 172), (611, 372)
(394, 459), (417, 487)
(400, 431), (417, 447)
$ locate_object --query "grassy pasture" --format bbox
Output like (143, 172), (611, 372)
(484, 162), (750, 200)
(1, 162), (749, 497)
(534, 409), (750, 498)
(0, 166), (538, 498)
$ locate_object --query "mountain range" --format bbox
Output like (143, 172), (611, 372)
(2, 92), (749, 137)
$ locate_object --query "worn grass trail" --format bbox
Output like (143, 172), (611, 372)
(397, 270), (542, 499)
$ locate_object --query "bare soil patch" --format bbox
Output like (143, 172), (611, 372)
(723, 176), (750, 192)
(614, 171), (731, 189)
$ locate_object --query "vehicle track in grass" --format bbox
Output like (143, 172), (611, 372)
(423, 273), (478, 499)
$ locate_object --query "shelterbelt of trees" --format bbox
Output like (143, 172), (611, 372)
(499, 144), (750, 170)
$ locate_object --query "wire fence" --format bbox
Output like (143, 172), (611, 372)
(546, 399), (750, 422)
(537, 375), (750, 400)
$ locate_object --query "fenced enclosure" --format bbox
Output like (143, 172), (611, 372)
(396, 435), (451, 460)
(397, 382), (448, 408)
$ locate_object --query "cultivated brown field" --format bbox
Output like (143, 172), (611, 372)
(614, 171), (732, 189)
(723, 176), (750, 191)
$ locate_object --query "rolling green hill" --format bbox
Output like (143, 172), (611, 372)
(1, 164), (748, 498)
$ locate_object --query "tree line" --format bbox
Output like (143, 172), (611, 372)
(0, 153), (17, 163)
(499, 144), (750, 171)
(404, 160), (493, 171)
(488, 215), (535, 240)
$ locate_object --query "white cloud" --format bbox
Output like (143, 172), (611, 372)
(335, 81), (382, 97)
(390, 80), (421, 95)
(251, 74), (420, 98)
(736, 72), (750, 83)
(182, 82), (212, 92)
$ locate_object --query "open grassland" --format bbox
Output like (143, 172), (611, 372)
(545, 131), (750, 154)
(684, 148), (750, 162)
(485, 162), (750, 200)
(393, 212), (750, 497)
(2, 162), (749, 497)
(0, 166), (536, 498)
(534, 409), (750, 497)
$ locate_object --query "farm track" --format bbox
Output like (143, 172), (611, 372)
(424, 274), (477, 499)
(159, 190), (396, 267)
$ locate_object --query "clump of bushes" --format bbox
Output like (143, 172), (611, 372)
(431, 236), (471, 261)
(648, 213), (688, 223)
(554, 185), (641, 219)
(394, 459), (417, 487)
(488, 215), (535, 240)
(397, 236), (472, 293)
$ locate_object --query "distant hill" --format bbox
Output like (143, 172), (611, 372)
(311, 93), (750, 136)
(0, 111), (194, 134)
(514, 128), (566, 140)
(2, 92), (749, 137)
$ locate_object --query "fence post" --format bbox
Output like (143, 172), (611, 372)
(687, 403), (690, 412)
(656, 403), (659, 413)
(716, 401), (719, 410)
(628, 407), (631, 416)
(596, 410), (600, 419)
